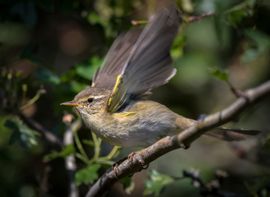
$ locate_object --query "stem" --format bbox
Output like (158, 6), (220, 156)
(20, 88), (46, 110)
(95, 159), (114, 166)
(101, 146), (120, 160)
(74, 130), (89, 160)
(91, 132), (101, 160)
(75, 153), (90, 165)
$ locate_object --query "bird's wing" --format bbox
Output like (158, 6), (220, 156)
(107, 4), (181, 112)
(92, 28), (142, 89)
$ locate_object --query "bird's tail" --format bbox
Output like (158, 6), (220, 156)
(175, 114), (260, 141)
(206, 128), (260, 141)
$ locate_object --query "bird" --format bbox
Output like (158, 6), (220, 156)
(61, 4), (258, 147)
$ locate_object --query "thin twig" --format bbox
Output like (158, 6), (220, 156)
(185, 12), (215, 23)
(74, 128), (89, 160)
(85, 80), (270, 197)
(91, 132), (102, 160)
(20, 88), (46, 110)
(64, 119), (82, 197)
(226, 81), (247, 98)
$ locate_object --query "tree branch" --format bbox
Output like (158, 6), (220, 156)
(85, 80), (270, 197)
(64, 119), (81, 197)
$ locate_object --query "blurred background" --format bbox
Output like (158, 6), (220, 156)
(0, 0), (270, 196)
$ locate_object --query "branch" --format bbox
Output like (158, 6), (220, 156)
(185, 12), (215, 23)
(85, 80), (270, 197)
(64, 119), (81, 197)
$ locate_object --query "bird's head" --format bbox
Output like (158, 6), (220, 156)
(61, 87), (111, 116)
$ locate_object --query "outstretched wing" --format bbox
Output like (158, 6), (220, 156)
(107, 4), (181, 112)
(92, 28), (142, 89)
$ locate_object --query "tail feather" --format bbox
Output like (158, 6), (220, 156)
(206, 128), (260, 141)
(175, 114), (260, 141)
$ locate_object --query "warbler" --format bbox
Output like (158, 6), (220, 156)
(61, 5), (257, 147)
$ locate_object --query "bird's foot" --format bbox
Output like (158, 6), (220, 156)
(112, 156), (127, 177)
(128, 152), (149, 170)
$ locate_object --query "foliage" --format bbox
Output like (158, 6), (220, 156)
(210, 68), (229, 82)
(144, 170), (174, 196)
(5, 117), (39, 148)
(43, 144), (75, 162)
(75, 164), (101, 185)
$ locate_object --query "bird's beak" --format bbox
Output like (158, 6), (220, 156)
(60, 101), (79, 107)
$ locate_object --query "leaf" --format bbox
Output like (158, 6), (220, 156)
(241, 30), (270, 63)
(5, 117), (40, 148)
(70, 81), (87, 93)
(120, 176), (135, 194)
(225, 0), (256, 27)
(43, 144), (75, 162)
(87, 13), (101, 25)
(210, 68), (229, 82)
(75, 57), (102, 80)
(227, 9), (249, 26)
(171, 33), (186, 60)
(35, 67), (60, 85)
(144, 170), (174, 197)
(75, 164), (101, 186)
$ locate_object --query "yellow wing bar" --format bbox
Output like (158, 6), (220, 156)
(107, 74), (123, 112)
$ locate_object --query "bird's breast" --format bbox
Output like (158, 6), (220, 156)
(80, 101), (179, 147)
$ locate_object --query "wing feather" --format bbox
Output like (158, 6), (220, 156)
(93, 28), (142, 88)
(107, 4), (181, 112)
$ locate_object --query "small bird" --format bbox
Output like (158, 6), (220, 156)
(61, 5), (257, 147)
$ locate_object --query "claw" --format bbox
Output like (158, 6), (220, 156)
(128, 152), (149, 170)
(112, 156), (128, 178)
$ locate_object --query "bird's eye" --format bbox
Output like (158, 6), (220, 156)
(87, 98), (94, 103)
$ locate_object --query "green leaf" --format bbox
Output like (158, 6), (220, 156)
(225, 0), (256, 27)
(75, 164), (101, 186)
(5, 117), (40, 148)
(87, 13), (101, 25)
(120, 176), (135, 194)
(35, 67), (60, 85)
(75, 57), (102, 80)
(144, 170), (174, 197)
(70, 81), (87, 93)
(75, 64), (93, 80)
(171, 33), (185, 60)
(241, 30), (270, 63)
(43, 144), (75, 162)
(210, 68), (229, 82)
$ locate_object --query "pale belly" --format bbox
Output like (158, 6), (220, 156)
(80, 101), (179, 147)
